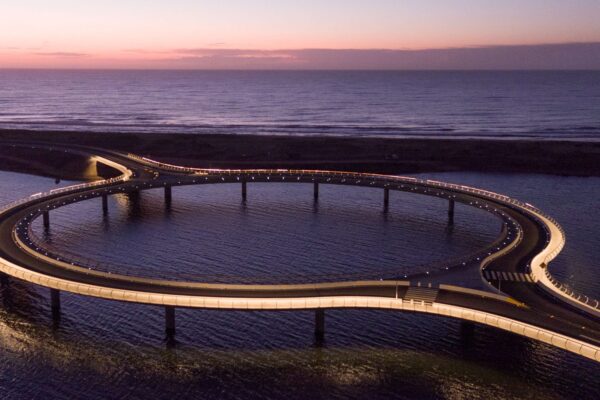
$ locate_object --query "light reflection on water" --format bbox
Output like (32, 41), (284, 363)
(1, 170), (599, 399)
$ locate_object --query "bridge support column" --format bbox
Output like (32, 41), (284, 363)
(42, 211), (50, 229)
(165, 306), (176, 336)
(384, 188), (390, 211)
(50, 288), (60, 313)
(241, 181), (247, 201)
(315, 309), (325, 339)
(448, 199), (455, 224)
(102, 194), (108, 214)
(164, 185), (172, 207)
(0, 273), (8, 287)
(314, 182), (319, 201)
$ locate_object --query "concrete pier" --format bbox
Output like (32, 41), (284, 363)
(315, 309), (325, 339)
(384, 188), (390, 210)
(314, 182), (319, 200)
(0, 273), (8, 287)
(165, 306), (176, 336)
(448, 199), (455, 224)
(102, 193), (108, 214)
(50, 288), (60, 312)
(42, 211), (50, 229)
(241, 180), (247, 201)
(164, 185), (172, 207)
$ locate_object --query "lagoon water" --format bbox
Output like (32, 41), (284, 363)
(1, 170), (599, 399)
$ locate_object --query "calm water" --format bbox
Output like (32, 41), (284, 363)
(1, 70), (600, 139)
(1, 170), (599, 399)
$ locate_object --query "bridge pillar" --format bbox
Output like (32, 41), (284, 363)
(0, 273), (8, 287)
(315, 309), (325, 339)
(164, 185), (172, 207)
(241, 181), (247, 201)
(165, 306), (176, 336)
(384, 188), (390, 211)
(50, 288), (60, 313)
(102, 193), (108, 214)
(314, 182), (319, 201)
(448, 199), (455, 224)
(42, 211), (50, 229)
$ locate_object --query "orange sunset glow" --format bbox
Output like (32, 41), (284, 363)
(2, 0), (600, 69)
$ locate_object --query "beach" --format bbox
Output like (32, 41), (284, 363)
(1, 129), (599, 179)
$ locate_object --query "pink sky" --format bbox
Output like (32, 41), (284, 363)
(1, 1), (600, 69)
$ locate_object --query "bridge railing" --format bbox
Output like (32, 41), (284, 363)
(0, 176), (120, 215)
(224, 170), (590, 310)
(5, 154), (595, 310)
(126, 153), (199, 174)
(418, 178), (600, 309)
(0, 164), (131, 217)
(544, 268), (600, 309)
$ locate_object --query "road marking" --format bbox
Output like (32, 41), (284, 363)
(484, 270), (534, 283)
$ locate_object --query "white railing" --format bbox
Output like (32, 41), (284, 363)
(0, 156), (133, 216)
(3, 153), (596, 314)
(188, 169), (595, 312)
(127, 153), (199, 174)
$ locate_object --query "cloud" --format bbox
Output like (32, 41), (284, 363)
(140, 43), (600, 70)
(174, 48), (293, 57)
(6, 42), (599, 69)
(34, 51), (89, 57)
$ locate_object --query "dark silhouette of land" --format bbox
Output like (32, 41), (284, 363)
(1, 129), (599, 179)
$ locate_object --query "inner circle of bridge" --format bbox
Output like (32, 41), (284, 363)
(19, 176), (519, 286)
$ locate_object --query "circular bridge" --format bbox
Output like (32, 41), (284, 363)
(0, 142), (599, 362)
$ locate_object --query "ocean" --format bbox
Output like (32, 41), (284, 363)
(0, 70), (599, 139)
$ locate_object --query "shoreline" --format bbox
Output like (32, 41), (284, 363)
(1, 128), (599, 178)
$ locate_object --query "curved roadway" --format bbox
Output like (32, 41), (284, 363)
(0, 142), (599, 362)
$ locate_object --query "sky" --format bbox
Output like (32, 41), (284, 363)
(1, 0), (600, 69)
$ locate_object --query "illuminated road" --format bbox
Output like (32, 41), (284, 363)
(0, 141), (599, 362)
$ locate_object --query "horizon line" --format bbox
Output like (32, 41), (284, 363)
(3, 42), (600, 70)
(2, 68), (600, 71)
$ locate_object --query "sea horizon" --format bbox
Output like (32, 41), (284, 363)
(1, 69), (599, 141)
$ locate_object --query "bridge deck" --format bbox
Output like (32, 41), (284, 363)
(0, 141), (598, 361)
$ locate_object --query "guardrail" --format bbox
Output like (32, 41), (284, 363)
(421, 177), (600, 313)
(3, 152), (597, 314)
(0, 174), (128, 217)
(545, 269), (600, 309)
(14, 167), (522, 286)
(193, 169), (595, 312)
(127, 153), (199, 174)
